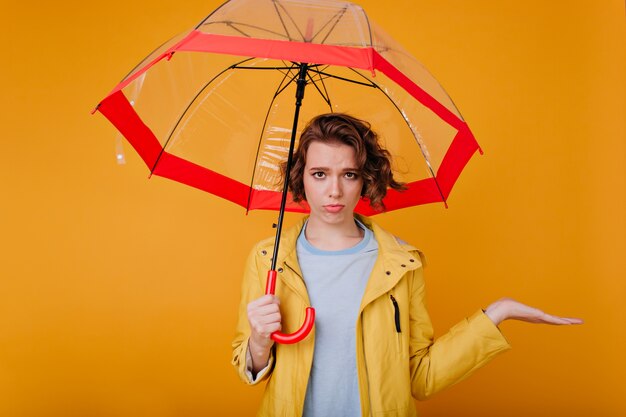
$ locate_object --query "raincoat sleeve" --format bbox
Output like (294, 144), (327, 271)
(231, 245), (275, 385)
(408, 252), (511, 400)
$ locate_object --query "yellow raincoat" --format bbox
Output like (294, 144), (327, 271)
(232, 216), (511, 416)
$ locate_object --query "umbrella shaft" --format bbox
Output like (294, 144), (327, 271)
(270, 63), (309, 271)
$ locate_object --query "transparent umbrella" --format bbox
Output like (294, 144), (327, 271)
(95, 0), (482, 344)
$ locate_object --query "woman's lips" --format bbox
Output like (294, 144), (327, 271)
(323, 204), (344, 213)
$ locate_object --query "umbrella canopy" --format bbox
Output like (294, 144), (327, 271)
(96, 0), (481, 216)
(95, 0), (483, 343)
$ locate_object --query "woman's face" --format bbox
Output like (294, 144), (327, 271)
(302, 140), (363, 226)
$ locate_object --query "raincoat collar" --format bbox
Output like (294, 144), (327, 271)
(356, 215), (423, 311)
(256, 215), (423, 309)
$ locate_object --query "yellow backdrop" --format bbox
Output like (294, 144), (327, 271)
(1, 0), (624, 416)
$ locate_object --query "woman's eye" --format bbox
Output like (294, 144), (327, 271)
(345, 172), (358, 179)
(313, 172), (325, 178)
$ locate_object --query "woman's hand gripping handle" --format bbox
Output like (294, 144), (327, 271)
(265, 269), (315, 344)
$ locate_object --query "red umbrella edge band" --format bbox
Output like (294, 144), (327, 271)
(97, 31), (483, 214)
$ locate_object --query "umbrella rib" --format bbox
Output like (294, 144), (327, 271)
(225, 21), (252, 38)
(263, 61), (300, 92)
(230, 65), (299, 71)
(245, 62), (300, 212)
(306, 71), (328, 103)
(269, 61), (301, 96)
(359, 6), (374, 48)
(205, 21), (291, 40)
(318, 7), (348, 45)
(274, 0), (305, 41)
(150, 57), (257, 176)
(274, 70), (300, 97)
(272, 0), (295, 41)
(308, 67), (376, 88)
(305, 71), (332, 111)
(122, 35), (177, 81)
(194, 2), (232, 29)
(301, 7), (345, 44)
(198, 4), (351, 45)
(346, 67), (448, 204)
(277, 61), (302, 79)
(315, 67), (334, 112)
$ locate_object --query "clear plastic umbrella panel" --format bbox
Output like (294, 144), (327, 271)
(96, 0), (482, 344)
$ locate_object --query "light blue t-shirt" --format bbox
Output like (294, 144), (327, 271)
(297, 220), (379, 417)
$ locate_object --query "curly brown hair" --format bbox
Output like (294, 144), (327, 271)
(283, 113), (406, 211)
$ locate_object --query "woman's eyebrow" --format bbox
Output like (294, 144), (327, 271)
(307, 167), (359, 171)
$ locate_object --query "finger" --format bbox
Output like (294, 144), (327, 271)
(248, 294), (277, 308)
(248, 295), (281, 313)
(258, 312), (282, 325)
(253, 313), (282, 331)
(252, 315), (281, 332)
(250, 303), (281, 318)
(554, 317), (584, 325)
(266, 321), (282, 334)
(253, 321), (282, 338)
(248, 300), (280, 319)
(259, 295), (280, 305)
(540, 314), (582, 325)
(249, 311), (282, 329)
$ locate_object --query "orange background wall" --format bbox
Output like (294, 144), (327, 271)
(1, 1), (624, 416)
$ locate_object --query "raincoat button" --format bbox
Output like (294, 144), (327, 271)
(261, 250), (267, 256)
(278, 267), (284, 273)
(401, 264), (406, 268)
(386, 271), (391, 275)
(409, 259), (415, 262)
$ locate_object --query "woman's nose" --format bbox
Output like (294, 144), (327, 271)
(328, 177), (342, 198)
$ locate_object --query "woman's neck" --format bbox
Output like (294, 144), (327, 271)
(304, 216), (364, 251)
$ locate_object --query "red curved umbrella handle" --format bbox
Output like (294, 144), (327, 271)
(265, 270), (315, 344)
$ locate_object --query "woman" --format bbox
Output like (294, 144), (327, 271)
(231, 113), (582, 417)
